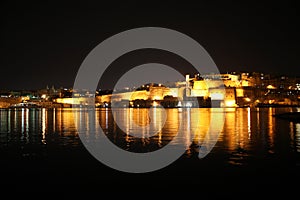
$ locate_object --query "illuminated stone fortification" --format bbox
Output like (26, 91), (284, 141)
(55, 73), (268, 108)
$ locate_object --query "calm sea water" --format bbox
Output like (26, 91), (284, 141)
(1, 107), (300, 189)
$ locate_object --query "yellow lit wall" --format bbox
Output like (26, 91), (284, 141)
(193, 80), (207, 90)
(228, 74), (239, 81)
(130, 90), (149, 100)
(241, 80), (250, 87)
(223, 80), (240, 87)
(96, 95), (112, 103)
(55, 97), (94, 105)
(149, 87), (165, 100)
(236, 88), (244, 97)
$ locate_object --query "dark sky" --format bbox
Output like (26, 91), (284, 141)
(1, 1), (300, 90)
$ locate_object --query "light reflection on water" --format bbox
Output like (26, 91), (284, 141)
(295, 123), (300, 152)
(0, 107), (300, 166)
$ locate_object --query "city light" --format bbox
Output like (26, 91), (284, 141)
(244, 97), (251, 102)
(267, 85), (276, 89)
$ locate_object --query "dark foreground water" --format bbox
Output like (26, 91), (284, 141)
(0, 107), (300, 193)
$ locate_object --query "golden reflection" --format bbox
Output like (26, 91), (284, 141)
(125, 109), (130, 146)
(236, 108), (244, 149)
(247, 107), (251, 137)
(225, 108), (236, 151)
(290, 122), (294, 143)
(56, 108), (62, 133)
(73, 108), (89, 136)
(295, 123), (300, 152)
(26, 108), (29, 133)
(184, 108), (191, 155)
(150, 108), (165, 138)
(42, 108), (46, 144)
(132, 109), (150, 127)
(191, 108), (210, 145)
(94, 109), (101, 139)
(96, 107), (225, 154)
(98, 108), (107, 131)
(268, 107), (275, 147)
(290, 122), (294, 133)
(53, 108), (77, 139)
(166, 109), (179, 135)
(14, 108), (17, 132)
(157, 130), (162, 147)
(113, 108), (166, 139)
(53, 108), (56, 133)
(256, 107), (260, 131)
(200, 108), (225, 158)
(105, 108), (108, 130)
(86, 110), (90, 133)
(2, 107), (300, 166)
(116, 108), (180, 146)
(223, 107), (254, 165)
(8, 109), (11, 133)
(21, 108), (25, 134)
(141, 112), (146, 139)
(20, 108), (29, 143)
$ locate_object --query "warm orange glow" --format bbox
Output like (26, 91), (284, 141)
(267, 85), (276, 89)
(191, 108), (210, 144)
(193, 80), (207, 90)
(224, 100), (237, 107)
(152, 101), (159, 107)
(241, 80), (250, 87)
(236, 88), (244, 97)
(226, 109), (236, 151)
(245, 97), (251, 102)
(153, 96), (162, 100)
(55, 97), (94, 105)
(268, 107), (275, 147)
(130, 91), (149, 100)
(21, 96), (30, 101)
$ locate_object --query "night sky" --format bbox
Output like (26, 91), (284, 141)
(1, 1), (300, 90)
